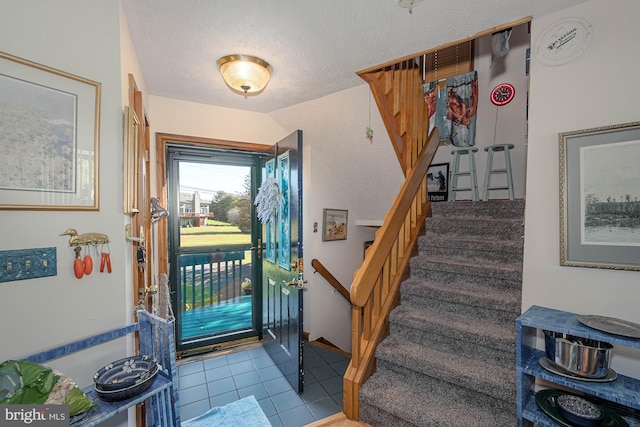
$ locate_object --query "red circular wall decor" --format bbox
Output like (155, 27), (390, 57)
(491, 83), (515, 106)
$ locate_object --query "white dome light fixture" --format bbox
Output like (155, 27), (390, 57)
(396, 0), (423, 14)
(217, 54), (273, 95)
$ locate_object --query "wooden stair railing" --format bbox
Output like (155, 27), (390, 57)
(342, 20), (530, 421)
(356, 16), (529, 177)
(343, 126), (439, 420)
(311, 259), (350, 303)
(357, 51), (471, 175)
(359, 64), (430, 174)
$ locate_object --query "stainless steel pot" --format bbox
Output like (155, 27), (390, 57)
(543, 330), (612, 379)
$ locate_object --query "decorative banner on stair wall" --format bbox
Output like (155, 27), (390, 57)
(423, 81), (448, 143)
(424, 71), (479, 148)
(445, 71), (478, 148)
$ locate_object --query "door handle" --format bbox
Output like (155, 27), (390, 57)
(283, 278), (308, 289)
(250, 239), (262, 258)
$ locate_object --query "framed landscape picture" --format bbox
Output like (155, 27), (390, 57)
(0, 52), (101, 210)
(559, 121), (640, 270)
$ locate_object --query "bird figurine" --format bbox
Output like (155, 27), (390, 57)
(59, 229), (109, 246)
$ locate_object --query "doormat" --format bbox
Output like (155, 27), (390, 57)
(182, 395), (271, 426)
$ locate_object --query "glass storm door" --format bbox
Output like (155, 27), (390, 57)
(167, 146), (261, 353)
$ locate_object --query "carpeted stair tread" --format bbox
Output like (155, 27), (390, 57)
(359, 370), (516, 427)
(419, 234), (523, 264)
(389, 303), (515, 339)
(389, 305), (515, 351)
(375, 335), (516, 401)
(430, 199), (525, 219)
(420, 232), (523, 249)
(400, 277), (520, 314)
(410, 256), (522, 281)
(425, 216), (524, 240)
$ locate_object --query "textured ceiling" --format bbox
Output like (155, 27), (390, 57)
(121, 0), (588, 114)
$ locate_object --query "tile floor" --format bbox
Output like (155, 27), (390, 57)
(177, 343), (350, 427)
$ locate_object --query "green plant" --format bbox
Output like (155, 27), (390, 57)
(241, 277), (252, 292)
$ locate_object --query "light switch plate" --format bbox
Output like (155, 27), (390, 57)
(0, 247), (57, 283)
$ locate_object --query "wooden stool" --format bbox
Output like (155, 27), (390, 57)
(449, 147), (479, 201)
(482, 144), (515, 200)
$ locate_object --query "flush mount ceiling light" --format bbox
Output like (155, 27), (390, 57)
(217, 54), (273, 95)
(396, 0), (423, 14)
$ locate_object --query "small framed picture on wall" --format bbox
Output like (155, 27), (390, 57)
(427, 163), (449, 202)
(322, 209), (348, 241)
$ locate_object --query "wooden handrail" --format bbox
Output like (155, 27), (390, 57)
(342, 126), (439, 420)
(341, 18), (533, 421)
(311, 259), (350, 303)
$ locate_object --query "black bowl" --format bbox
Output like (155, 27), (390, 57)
(94, 367), (158, 402)
(556, 394), (604, 427)
(93, 355), (158, 391)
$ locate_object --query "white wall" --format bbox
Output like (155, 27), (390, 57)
(271, 85), (405, 351)
(0, 0), (129, 403)
(524, 0), (640, 377)
(149, 96), (288, 147)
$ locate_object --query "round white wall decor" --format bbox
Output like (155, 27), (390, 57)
(534, 17), (593, 66)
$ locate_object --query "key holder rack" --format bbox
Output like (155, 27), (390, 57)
(60, 229), (111, 279)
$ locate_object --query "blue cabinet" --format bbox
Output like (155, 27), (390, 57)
(516, 305), (640, 426)
(22, 310), (180, 426)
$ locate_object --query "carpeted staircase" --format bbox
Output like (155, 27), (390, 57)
(359, 199), (525, 427)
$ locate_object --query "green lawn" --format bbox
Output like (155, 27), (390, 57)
(180, 222), (251, 247)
